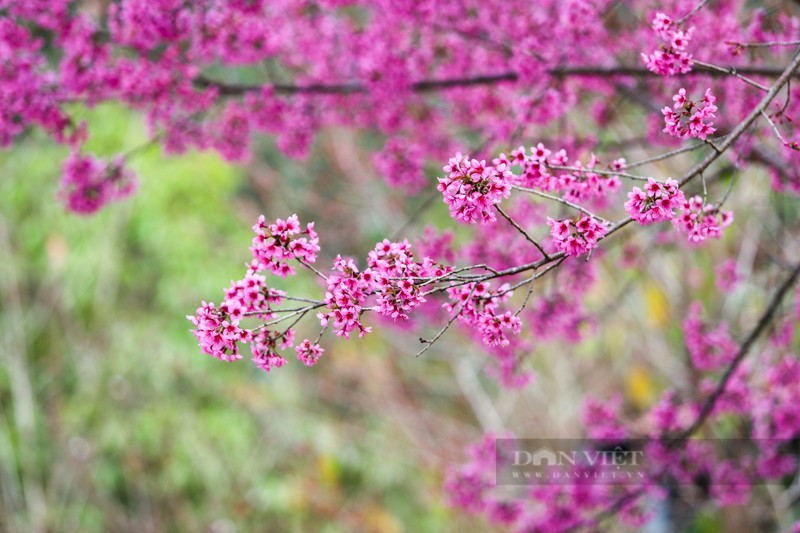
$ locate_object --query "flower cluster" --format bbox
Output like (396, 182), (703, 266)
(624, 177), (686, 225)
(318, 239), (451, 337)
(450, 344), (800, 531)
(438, 153), (512, 224)
(715, 259), (741, 292)
(58, 153), (137, 214)
(224, 272), (284, 322)
(368, 239), (449, 321)
(499, 143), (561, 191)
(2, 1), (797, 216)
(547, 215), (608, 257)
(756, 357), (800, 441)
(673, 195), (733, 242)
(188, 269), (290, 366)
(683, 302), (737, 372)
(251, 329), (293, 372)
(530, 293), (595, 343)
(188, 301), (245, 363)
(662, 88), (717, 140)
(446, 430), (651, 531)
(497, 144), (621, 206)
(445, 282), (522, 349)
(642, 13), (694, 76)
(250, 214), (320, 277)
(372, 138), (428, 193)
(295, 339), (324, 367)
(319, 256), (372, 339)
(558, 153), (623, 206)
(189, 215), (322, 372)
(444, 435), (523, 525)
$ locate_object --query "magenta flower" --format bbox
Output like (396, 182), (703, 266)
(438, 153), (513, 225)
(547, 215), (607, 257)
(625, 177), (685, 225)
(642, 13), (694, 76)
(662, 88), (718, 140)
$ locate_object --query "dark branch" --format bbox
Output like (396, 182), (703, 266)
(195, 64), (800, 97)
(670, 261), (800, 442)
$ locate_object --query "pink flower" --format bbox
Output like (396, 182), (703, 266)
(683, 302), (737, 371)
(250, 214), (320, 277)
(368, 239), (449, 321)
(438, 153), (513, 224)
(624, 178), (685, 225)
(642, 13), (694, 76)
(58, 152), (137, 214)
(319, 255), (372, 339)
(547, 216), (607, 257)
(295, 339), (324, 366)
(672, 88), (687, 108)
(716, 259), (741, 292)
(672, 196), (733, 242)
(662, 88), (717, 140)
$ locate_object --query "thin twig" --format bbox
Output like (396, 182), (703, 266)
(512, 185), (609, 223)
(514, 273), (538, 317)
(495, 205), (550, 259)
(255, 303), (325, 329)
(546, 164), (650, 181)
(282, 295), (326, 304)
(390, 189), (439, 241)
(716, 168), (738, 209)
(726, 40), (800, 49)
(278, 310), (308, 337)
(623, 135), (729, 170)
(675, 0), (713, 25)
(243, 306), (310, 316)
(417, 264), (499, 287)
(416, 283), (478, 357)
(761, 110), (790, 145)
(692, 59), (769, 92)
(298, 258), (329, 281)
(313, 324), (328, 344)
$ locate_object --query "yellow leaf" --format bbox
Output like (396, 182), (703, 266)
(361, 504), (403, 533)
(626, 366), (656, 409)
(644, 282), (669, 327)
(317, 454), (340, 490)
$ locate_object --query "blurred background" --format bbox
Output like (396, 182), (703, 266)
(0, 105), (494, 532)
(0, 99), (794, 532)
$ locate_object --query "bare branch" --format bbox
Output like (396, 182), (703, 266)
(512, 185), (609, 223)
(495, 205), (550, 259)
(761, 110), (791, 145)
(624, 135), (729, 170)
(726, 39), (800, 49)
(546, 164), (650, 182)
(692, 59), (769, 91)
(194, 64), (800, 97)
(670, 261), (800, 442)
(675, 0), (713, 25)
(416, 283), (478, 357)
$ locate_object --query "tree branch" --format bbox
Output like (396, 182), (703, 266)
(678, 49), (800, 187)
(669, 261), (800, 442)
(194, 64), (800, 97)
